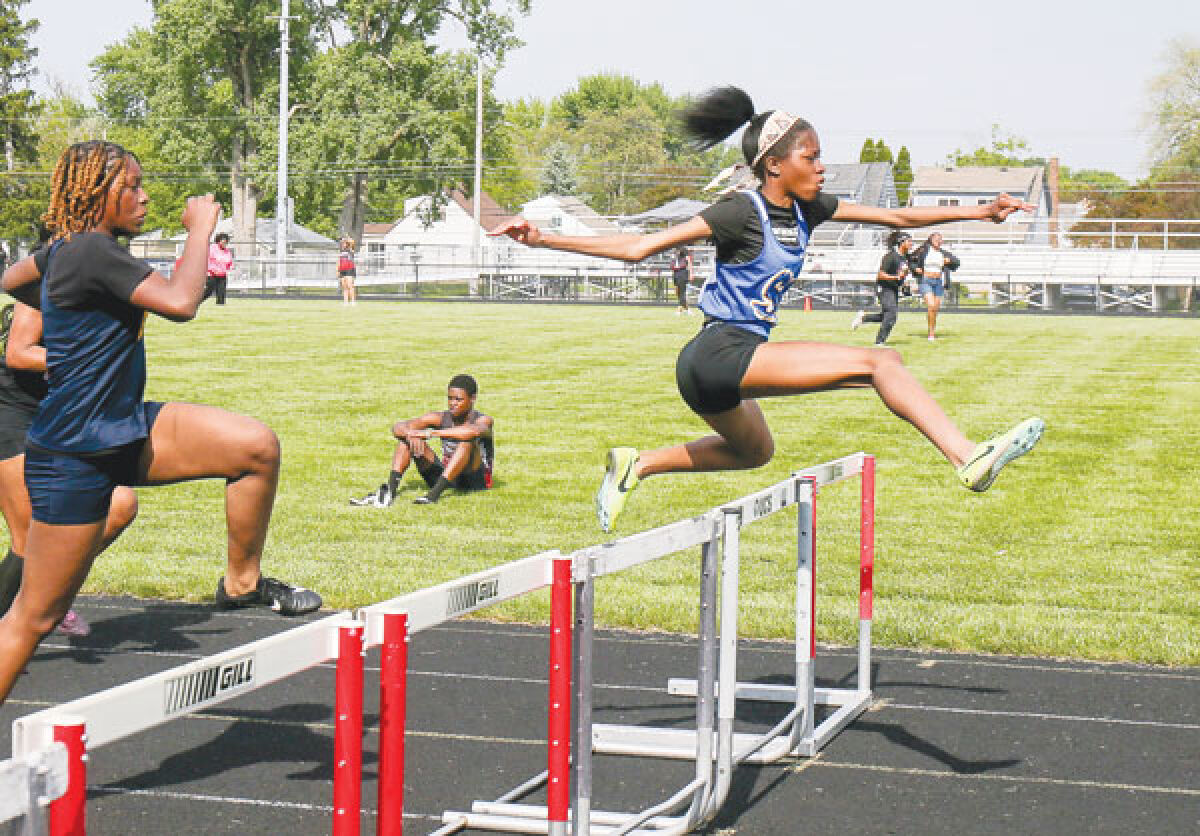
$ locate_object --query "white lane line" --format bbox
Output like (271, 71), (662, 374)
(881, 701), (1200, 731)
(88, 786), (445, 822)
(805, 760), (1200, 797)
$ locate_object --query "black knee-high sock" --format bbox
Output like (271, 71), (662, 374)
(422, 476), (451, 503)
(387, 470), (404, 493)
(0, 548), (24, 616)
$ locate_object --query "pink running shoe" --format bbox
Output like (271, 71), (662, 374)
(56, 609), (91, 637)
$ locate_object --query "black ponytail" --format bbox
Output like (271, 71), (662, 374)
(681, 86), (756, 150)
(681, 86), (813, 180)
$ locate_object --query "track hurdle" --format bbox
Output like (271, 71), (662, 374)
(449, 452), (875, 835)
(10, 611), (366, 835)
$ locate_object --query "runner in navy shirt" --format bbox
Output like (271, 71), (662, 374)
(493, 87), (1045, 533)
(0, 140), (321, 706)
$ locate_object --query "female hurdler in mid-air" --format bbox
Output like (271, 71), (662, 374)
(493, 86), (1045, 533)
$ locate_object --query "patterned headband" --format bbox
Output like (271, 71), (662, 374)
(752, 110), (804, 167)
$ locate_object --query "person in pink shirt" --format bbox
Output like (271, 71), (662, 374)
(204, 232), (234, 305)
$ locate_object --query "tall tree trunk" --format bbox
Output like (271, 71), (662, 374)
(230, 45), (260, 253)
(231, 133), (259, 250)
(339, 171), (368, 246)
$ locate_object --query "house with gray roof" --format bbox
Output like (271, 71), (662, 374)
(907, 165), (1052, 244)
(811, 162), (900, 246)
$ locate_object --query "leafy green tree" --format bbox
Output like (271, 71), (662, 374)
(1068, 173), (1200, 249)
(1146, 37), (1200, 176)
(894, 145), (912, 205)
(859, 138), (895, 164)
(487, 95), (551, 209)
(272, 1), (528, 241)
(539, 140), (580, 196)
(0, 0), (38, 169)
(0, 0), (42, 252)
(92, 0), (318, 247)
(495, 74), (736, 215)
(946, 124), (1045, 168)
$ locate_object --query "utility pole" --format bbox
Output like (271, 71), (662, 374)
(273, 0), (293, 289)
(471, 51), (484, 295)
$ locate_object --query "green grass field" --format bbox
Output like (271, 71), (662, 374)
(82, 299), (1200, 666)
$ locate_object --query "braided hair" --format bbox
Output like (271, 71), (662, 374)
(41, 141), (138, 240)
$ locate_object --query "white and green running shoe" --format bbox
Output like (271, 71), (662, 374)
(956, 417), (1045, 492)
(595, 447), (640, 533)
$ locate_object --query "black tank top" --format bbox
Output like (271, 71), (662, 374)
(440, 409), (493, 472)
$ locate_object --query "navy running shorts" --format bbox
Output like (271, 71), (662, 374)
(25, 401), (165, 525)
(675, 321), (766, 415)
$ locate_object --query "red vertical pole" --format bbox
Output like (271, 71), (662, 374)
(859, 455), (876, 621)
(48, 720), (86, 836)
(377, 612), (408, 836)
(547, 557), (573, 828)
(334, 623), (364, 836)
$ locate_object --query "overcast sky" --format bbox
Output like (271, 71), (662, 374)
(26, 0), (1199, 180)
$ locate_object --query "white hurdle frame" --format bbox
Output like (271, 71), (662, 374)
(448, 453), (876, 836)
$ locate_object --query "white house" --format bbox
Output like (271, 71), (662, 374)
(519, 195), (620, 237)
(375, 188), (518, 282)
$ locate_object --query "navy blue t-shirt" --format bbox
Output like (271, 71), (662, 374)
(28, 232), (154, 453)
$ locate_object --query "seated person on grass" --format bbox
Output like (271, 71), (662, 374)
(351, 374), (494, 507)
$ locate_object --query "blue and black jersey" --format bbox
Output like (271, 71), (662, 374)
(29, 232), (154, 454)
(696, 190), (838, 338)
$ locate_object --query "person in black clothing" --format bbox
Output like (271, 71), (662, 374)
(669, 247), (693, 314)
(0, 140), (321, 707)
(853, 230), (913, 345)
(350, 374), (494, 507)
(0, 302), (138, 636)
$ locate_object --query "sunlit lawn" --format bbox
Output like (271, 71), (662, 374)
(81, 299), (1200, 665)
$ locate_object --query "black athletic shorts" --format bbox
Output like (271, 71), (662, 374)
(675, 321), (765, 415)
(415, 456), (491, 492)
(338, 268), (357, 278)
(25, 401), (165, 525)
(0, 402), (35, 460)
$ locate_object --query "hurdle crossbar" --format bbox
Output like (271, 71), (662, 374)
(446, 453), (876, 836)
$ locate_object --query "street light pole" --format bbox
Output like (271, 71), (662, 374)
(471, 51), (484, 295)
(275, 0), (292, 289)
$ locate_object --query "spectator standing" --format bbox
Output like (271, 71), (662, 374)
(853, 230), (913, 345)
(670, 247), (693, 314)
(204, 232), (233, 305)
(337, 238), (358, 305)
(908, 232), (960, 340)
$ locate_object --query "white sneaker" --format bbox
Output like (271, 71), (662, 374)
(928, 334), (937, 342)
(851, 311), (865, 331)
(349, 484), (394, 508)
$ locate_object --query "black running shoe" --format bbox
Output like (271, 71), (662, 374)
(215, 575), (323, 616)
